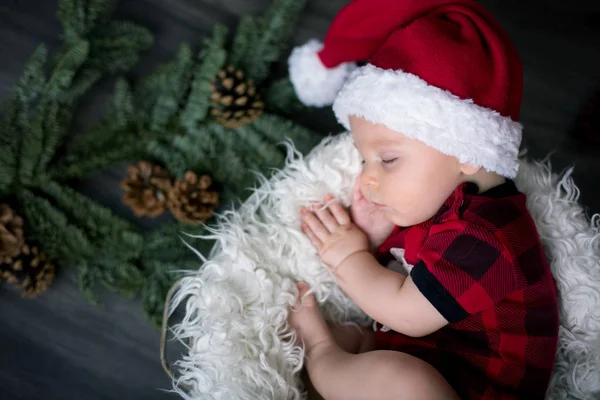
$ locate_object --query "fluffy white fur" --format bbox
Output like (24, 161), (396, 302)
(288, 40), (356, 107)
(333, 64), (523, 178)
(169, 133), (600, 400)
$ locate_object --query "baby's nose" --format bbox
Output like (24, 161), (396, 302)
(359, 173), (378, 190)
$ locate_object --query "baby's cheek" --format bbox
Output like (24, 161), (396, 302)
(396, 189), (435, 225)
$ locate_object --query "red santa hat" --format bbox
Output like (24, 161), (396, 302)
(288, 0), (524, 178)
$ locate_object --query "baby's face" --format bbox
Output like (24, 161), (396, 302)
(350, 115), (466, 227)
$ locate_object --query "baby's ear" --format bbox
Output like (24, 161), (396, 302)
(459, 163), (481, 176)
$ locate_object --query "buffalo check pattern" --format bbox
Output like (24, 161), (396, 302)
(375, 180), (559, 400)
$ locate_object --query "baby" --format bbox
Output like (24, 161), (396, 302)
(287, 0), (559, 399)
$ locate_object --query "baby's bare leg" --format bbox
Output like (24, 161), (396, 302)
(307, 345), (459, 400)
(328, 324), (375, 354)
(289, 284), (458, 400)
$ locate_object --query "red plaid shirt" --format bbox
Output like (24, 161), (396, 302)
(375, 180), (559, 400)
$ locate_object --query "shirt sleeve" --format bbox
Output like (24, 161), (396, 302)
(410, 221), (516, 323)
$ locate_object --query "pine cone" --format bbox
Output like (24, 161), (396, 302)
(121, 161), (173, 217)
(0, 243), (56, 297)
(210, 65), (264, 129)
(167, 172), (219, 224)
(0, 204), (25, 260)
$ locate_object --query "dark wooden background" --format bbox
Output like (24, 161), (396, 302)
(1, 0), (599, 399)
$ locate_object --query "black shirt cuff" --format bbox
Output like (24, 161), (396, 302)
(410, 261), (469, 323)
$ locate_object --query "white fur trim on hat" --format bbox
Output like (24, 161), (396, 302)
(332, 64), (523, 178)
(288, 40), (357, 107)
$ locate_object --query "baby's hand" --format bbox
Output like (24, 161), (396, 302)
(350, 178), (396, 250)
(301, 194), (369, 271)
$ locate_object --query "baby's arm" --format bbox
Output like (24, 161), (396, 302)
(301, 195), (448, 338)
(335, 251), (448, 337)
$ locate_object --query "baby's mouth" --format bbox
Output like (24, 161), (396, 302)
(372, 201), (386, 209)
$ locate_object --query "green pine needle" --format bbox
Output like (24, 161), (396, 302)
(94, 259), (145, 298)
(180, 25), (228, 132)
(78, 261), (102, 304)
(17, 40), (88, 184)
(18, 188), (95, 264)
(112, 77), (135, 128)
(141, 43), (194, 132)
(0, 45), (48, 193)
(57, 0), (116, 44)
(44, 39), (90, 98)
(146, 139), (190, 178)
(88, 21), (154, 73)
(140, 222), (214, 326)
(264, 77), (304, 115)
(49, 131), (148, 181)
(229, 16), (256, 71)
(15, 44), (48, 104)
(250, 113), (321, 155)
(231, 0), (308, 85)
(40, 181), (144, 261)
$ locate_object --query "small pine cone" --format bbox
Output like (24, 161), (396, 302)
(210, 65), (264, 129)
(121, 161), (173, 217)
(0, 204), (25, 260)
(167, 172), (219, 224)
(0, 243), (56, 297)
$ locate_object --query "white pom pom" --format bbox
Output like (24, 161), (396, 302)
(288, 39), (356, 107)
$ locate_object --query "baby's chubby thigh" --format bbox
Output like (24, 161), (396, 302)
(328, 323), (376, 354)
(308, 347), (460, 400)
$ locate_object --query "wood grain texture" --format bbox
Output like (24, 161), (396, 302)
(0, 0), (599, 399)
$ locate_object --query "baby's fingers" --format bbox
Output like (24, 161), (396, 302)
(301, 223), (322, 250)
(352, 177), (362, 201)
(325, 195), (351, 226)
(302, 209), (330, 241)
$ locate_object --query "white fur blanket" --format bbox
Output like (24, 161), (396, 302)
(169, 133), (600, 400)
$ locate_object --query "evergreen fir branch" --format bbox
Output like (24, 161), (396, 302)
(251, 113), (321, 155)
(87, 21), (154, 74)
(62, 118), (126, 164)
(180, 25), (228, 132)
(229, 16), (256, 70)
(57, 68), (103, 103)
(37, 103), (74, 174)
(17, 101), (56, 185)
(14, 44), (48, 105)
(0, 102), (20, 195)
(49, 131), (148, 181)
(170, 123), (216, 175)
(78, 259), (144, 303)
(93, 258), (144, 298)
(142, 221), (212, 262)
(140, 222), (214, 326)
(17, 188), (95, 264)
(111, 77), (135, 129)
(149, 43), (194, 132)
(78, 261), (101, 304)
(141, 259), (206, 327)
(235, 124), (286, 168)
(182, 123), (255, 201)
(140, 260), (181, 327)
(18, 40), (89, 179)
(43, 39), (90, 98)
(264, 77), (304, 115)
(57, 0), (116, 44)
(40, 181), (143, 261)
(0, 45), (48, 193)
(213, 123), (277, 177)
(146, 139), (190, 178)
(234, 0), (308, 85)
(65, 78), (136, 160)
